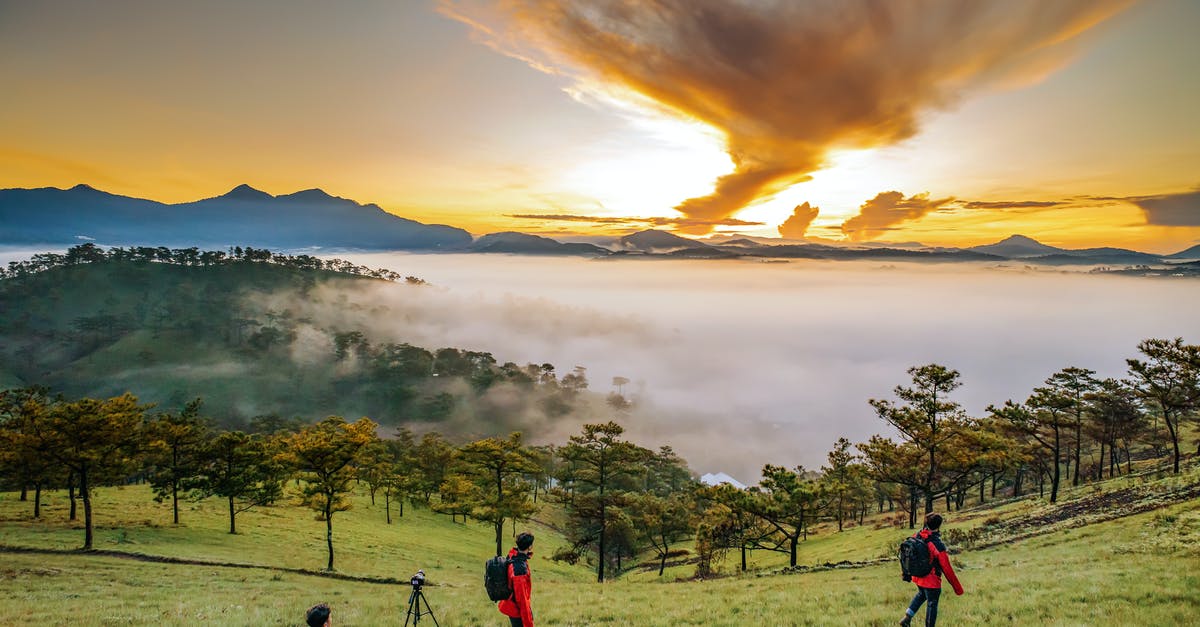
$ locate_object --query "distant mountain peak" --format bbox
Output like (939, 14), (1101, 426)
(968, 234), (1065, 258)
(279, 188), (338, 203)
(997, 234), (1043, 245)
(69, 183), (100, 193)
(220, 184), (273, 201)
(619, 229), (711, 251)
(471, 231), (611, 256)
(475, 231), (554, 243)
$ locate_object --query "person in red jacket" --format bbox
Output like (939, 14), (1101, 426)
(900, 513), (963, 627)
(498, 531), (535, 627)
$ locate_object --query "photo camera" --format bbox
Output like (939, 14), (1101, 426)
(410, 570), (426, 590)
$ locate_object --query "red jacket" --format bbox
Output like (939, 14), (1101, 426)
(498, 548), (534, 626)
(910, 529), (963, 595)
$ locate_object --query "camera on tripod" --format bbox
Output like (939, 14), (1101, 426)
(404, 569), (438, 626)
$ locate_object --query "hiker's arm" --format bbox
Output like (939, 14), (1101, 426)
(514, 574), (534, 626)
(938, 552), (964, 595)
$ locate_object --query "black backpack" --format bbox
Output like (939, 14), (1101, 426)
(899, 534), (934, 579)
(484, 555), (513, 602)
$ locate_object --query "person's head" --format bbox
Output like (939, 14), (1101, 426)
(306, 602), (331, 627)
(924, 513), (943, 531)
(516, 531), (535, 555)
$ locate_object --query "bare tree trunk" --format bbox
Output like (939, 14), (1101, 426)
(325, 504), (335, 571)
(81, 466), (93, 550)
(68, 471), (77, 521)
(33, 483), (42, 518)
(659, 547), (667, 576)
(1050, 426), (1062, 503)
(1080, 418), (1089, 485)
(495, 520), (504, 559)
(1165, 414), (1181, 474)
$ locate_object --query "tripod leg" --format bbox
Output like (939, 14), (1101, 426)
(420, 591), (440, 627)
(404, 590), (417, 626)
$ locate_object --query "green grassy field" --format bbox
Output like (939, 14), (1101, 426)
(2, 465), (1198, 626)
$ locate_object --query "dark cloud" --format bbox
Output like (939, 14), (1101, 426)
(506, 213), (762, 229)
(1126, 189), (1200, 226)
(840, 191), (954, 241)
(960, 200), (1065, 210)
(777, 202), (820, 239)
(441, 0), (1129, 232)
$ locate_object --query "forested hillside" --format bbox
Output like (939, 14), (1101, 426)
(0, 245), (605, 429)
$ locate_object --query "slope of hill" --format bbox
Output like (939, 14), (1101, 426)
(1026, 249), (1165, 265)
(471, 231), (611, 256)
(1, 460), (1195, 625)
(618, 229), (712, 252)
(0, 184), (471, 250)
(0, 251), (597, 427)
(1167, 243), (1200, 259)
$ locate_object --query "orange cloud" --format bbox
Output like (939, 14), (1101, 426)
(440, 0), (1130, 232)
(840, 192), (954, 241)
(778, 202), (820, 239)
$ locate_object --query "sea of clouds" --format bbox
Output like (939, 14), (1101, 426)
(306, 254), (1199, 482)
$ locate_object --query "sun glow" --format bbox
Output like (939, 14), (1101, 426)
(553, 113), (732, 219)
(723, 148), (920, 239)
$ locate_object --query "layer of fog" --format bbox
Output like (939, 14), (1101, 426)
(288, 254), (1198, 483)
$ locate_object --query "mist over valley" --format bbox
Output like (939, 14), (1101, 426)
(320, 253), (1200, 481)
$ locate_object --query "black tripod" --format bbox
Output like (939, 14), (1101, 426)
(404, 585), (440, 626)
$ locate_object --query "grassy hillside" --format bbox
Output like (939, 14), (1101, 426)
(1, 495), (1195, 625)
(0, 255), (606, 430)
(2, 460), (1197, 625)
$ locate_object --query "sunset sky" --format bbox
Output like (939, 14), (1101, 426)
(2, 0), (1198, 252)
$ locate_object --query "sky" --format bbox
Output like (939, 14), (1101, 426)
(1, 0), (1198, 252)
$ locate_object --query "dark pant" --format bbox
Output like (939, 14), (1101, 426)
(907, 586), (941, 626)
(510, 619), (523, 627)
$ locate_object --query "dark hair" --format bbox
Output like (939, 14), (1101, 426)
(516, 531), (535, 551)
(924, 513), (943, 531)
(306, 603), (331, 627)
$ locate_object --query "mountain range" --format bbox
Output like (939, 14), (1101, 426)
(2, 184), (1197, 266)
(0, 184), (471, 250)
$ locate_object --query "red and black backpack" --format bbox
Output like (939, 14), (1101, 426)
(899, 533), (934, 578)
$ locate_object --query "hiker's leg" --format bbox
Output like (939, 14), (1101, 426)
(906, 588), (926, 618)
(923, 588), (941, 627)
